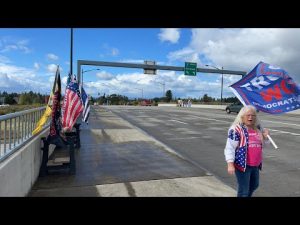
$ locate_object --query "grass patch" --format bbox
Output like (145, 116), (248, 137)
(0, 104), (45, 116)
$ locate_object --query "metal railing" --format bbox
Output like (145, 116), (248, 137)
(0, 106), (48, 163)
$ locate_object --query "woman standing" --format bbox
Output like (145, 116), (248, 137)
(224, 105), (270, 197)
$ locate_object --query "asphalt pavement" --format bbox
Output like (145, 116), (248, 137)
(29, 106), (235, 197)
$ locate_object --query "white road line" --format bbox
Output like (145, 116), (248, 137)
(262, 120), (300, 128)
(167, 137), (199, 140)
(153, 114), (299, 137)
(190, 115), (300, 136)
(269, 129), (300, 136)
(168, 119), (188, 124)
(190, 115), (230, 124)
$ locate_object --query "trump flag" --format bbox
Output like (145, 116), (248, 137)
(46, 66), (67, 146)
(230, 61), (300, 114)
(32, 66), (60, 136)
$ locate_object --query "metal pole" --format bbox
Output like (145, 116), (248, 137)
(78, 60), (247, 76)
(70, 28), (73, 75)
(221, 66), (223, 105)
(206, 64), (224, 105)
(81, 68), (83, 86)
(156, 81), (165, 97)
(81, 68), (100, 86)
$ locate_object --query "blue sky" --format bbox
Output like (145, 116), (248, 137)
(1, 28), (300, 99)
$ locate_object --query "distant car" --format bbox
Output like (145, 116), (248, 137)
(225, 102), (243, 114)
(140, 99), (152, 106)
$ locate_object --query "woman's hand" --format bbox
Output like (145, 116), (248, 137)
(262, 128), (270, 139)
(227, 162), (235, 175)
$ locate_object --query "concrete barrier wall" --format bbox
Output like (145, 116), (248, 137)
(0, 129), (55, 197)
(158, 103), (227, 110)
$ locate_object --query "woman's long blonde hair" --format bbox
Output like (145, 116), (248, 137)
(231, 105), (261, 131)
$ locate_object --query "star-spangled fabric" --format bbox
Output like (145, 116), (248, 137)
(80, 85), (90, 124)
(62, 81), (84, 132)
(227, 124), (249, 172)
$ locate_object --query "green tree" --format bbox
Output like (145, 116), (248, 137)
(18, 93), (32, 104)
(165, 90), (172, 102)
(4, 95), (16, 104)
(18, 94), (26, 105)
(90, 96), (95, 105)
(202, 94), (213, 103)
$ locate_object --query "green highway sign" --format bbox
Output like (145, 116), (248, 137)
(184, 62), (197, 76)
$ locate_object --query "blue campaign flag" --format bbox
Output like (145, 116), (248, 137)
(80, 85), (90, 124)
(230, 61), (300, 114)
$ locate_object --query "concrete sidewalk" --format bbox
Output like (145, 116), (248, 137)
(29, 107), (235, 197)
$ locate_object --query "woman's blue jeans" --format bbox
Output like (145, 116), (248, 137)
(235, 165), (260, 197)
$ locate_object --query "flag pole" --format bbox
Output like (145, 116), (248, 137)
(70, 28), (73, 75)
(267, 134), (278, 149)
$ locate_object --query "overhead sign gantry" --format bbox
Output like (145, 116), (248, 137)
(77, 60), (247, 85)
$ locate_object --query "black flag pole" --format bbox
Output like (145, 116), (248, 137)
(70, 28), (73, 75)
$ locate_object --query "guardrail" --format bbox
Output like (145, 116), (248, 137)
(0, 106), (48, 163)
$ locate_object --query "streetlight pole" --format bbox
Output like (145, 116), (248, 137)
(221, 66), (223, 105)
(154, 80), (165, 97)
(81, 68), (100, 86)
(135, 79), (144, 99)
(205, 64), (224, 105)
(160, 82), (165, 97)
(134, 88), (143, 99)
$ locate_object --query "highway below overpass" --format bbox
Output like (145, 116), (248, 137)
(108, 105), (300, 196)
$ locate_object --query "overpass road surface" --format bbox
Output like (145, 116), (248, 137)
(29, 106), (235, 197)
(108, 105), (300, 197)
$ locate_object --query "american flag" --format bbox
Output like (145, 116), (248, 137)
(62, 81), (84, 132)
(80, 84), (90, 124)
(233, 124), (249, 172)
(67, 73), (77, 85)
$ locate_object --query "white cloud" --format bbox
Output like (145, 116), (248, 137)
(0, 55), (11, 63)
(34, 62), (40, 70)
(167, 48), (202, 65)
(96, 71), (114, 80)
(0, 73), (11, 87)
(82, 70), (217, 99)
(0, 38), (31, 53)
(166, 28), (300, 89)
(0, 63), (50, 93)
(102, 44), (120, 56)
(47, 53), (59, 61)
(0, 63), (35, 78)
(111, 48), (119, 56)
(62, 75), (68, 86)
(120, 59), (145, 64)
(158, 28), (180, 44)
(197, 29), (300, 78)
(47, 64), (61, 73)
